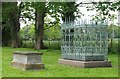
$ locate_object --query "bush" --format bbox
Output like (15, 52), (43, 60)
(43, 40), (61, 49)
(108, 38), (119, 54)
(21, 40), (61, 50)
(21, 41), (35, 48)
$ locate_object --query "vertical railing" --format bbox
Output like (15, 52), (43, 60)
(61, 19), (108, 61)
(105, 19), (108, 60)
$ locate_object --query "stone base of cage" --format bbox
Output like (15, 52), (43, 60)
(58, 59), (112, 68)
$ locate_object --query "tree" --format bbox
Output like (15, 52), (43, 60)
(15, 2), (79, 49)
(28, 2), (46, 49)
(9, 2), (20, 48)
(60, 2), (80, 22)
(2, 2), (21, 48)
(2, 2), (11, 46)
(86, 1), (120, 21)
(24, 2), (61, 49)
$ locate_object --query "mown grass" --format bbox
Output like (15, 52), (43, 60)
(0, 47), (2, 78)
(2, 47), (118, 77)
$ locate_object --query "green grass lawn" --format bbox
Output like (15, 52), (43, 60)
(0, 47), (2, 78)
(2, 47), (118, 77)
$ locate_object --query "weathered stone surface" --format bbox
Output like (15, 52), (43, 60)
(12, 62), (44, 70)
(11, 51), (44, 70)
(58, 59), (112, 68)
(13, 51), (43, 55)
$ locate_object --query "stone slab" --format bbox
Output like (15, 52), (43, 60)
(14, 51), (43, 55)
(58, 59), (112, 68)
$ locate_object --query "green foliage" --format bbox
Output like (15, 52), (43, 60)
(59, 2), (80, 21)
(2, 2), (19, 46)
(108, 25), (119, 54)
(19, 2), (35, 22)
(108, 25), (120, 38)
(2, 2), (17, 22)
(108, 39), (119, 54)
(21, 41), (34, 48)
(2, 2), (18, 30)
(44, 40), (61, 49)
(87, 1), (119, 21)
(21, 2), (61, 21)
(31, 2), (46, 12)
(44, 26), (61, 40)
(20, 24), (35, 41)
(20, 40), (61, 49)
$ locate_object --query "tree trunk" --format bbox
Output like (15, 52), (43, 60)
(35, 11), (45, 49)
(10, 2), (20, 48)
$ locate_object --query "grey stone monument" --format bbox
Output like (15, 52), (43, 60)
(11, 51), (44, 70)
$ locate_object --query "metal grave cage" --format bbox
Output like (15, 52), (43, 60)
(61, 19), (108, 61)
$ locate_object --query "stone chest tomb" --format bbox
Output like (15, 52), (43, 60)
(11, 51), (44, 70)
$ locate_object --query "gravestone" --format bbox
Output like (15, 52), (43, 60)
(11, 51), (44, 70)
